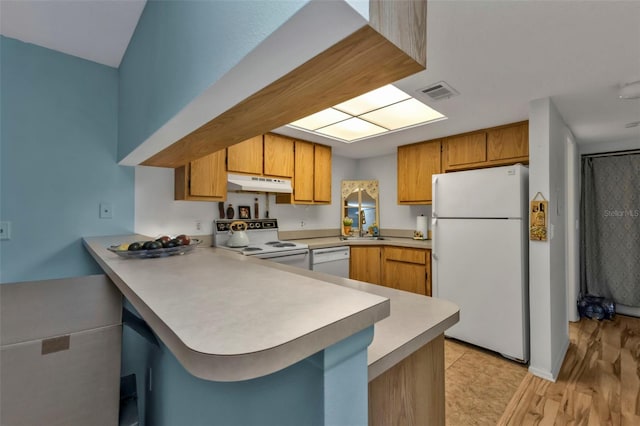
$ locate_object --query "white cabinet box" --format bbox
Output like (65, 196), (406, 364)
(1, 275), (122, 426)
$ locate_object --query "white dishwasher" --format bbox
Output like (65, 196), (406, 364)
(311, 246), (350, 278)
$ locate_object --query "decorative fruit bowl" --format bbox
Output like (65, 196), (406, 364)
(108, 239), (201, 259)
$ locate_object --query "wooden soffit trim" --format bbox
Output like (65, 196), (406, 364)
(142, 1), (427, 168)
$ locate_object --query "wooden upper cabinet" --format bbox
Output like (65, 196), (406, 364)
(264, 133), (294, 177)
(487, 122), (529, 162)
(313, 144), (332, 203)
(442, 121), (529, 172)
(350, 246), (382, 285)
(227, 135), (263, 175)
(294, 140), (315, 202)
(443, 132), (487, 170)
(277, 140), (331, 205)
(398, 140), (441, 204)
(175, 149), (227, 201)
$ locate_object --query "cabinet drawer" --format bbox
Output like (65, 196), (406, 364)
(383, 247), (426, 264)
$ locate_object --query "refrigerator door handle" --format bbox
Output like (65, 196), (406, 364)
(432, 176), (438, 217)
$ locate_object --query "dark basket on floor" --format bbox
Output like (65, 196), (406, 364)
(578, 295), (615, 320)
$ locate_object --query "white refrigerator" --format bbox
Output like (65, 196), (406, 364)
(432, 164), (529, 362)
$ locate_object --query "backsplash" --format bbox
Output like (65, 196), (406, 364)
(135, 154), (431, 238)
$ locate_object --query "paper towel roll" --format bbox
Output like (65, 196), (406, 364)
(416, 215), (429, 240)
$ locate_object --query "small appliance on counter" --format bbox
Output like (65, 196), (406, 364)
(212, 219), (309, 270)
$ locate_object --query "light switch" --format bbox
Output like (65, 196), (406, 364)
(0, 221), (10, 240)
(100, 203), (113, 219)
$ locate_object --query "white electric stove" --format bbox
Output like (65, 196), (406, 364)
(212, 219), (310, 270)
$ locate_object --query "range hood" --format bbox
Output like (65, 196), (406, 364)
(227, 173), (293, 193)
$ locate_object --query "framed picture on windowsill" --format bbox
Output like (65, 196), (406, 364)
(238, 205), (251, 220)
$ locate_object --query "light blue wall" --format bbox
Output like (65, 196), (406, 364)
(0, 37), (134, 283)
(118, 0), (309, 161)
(123, 313), (373, 426)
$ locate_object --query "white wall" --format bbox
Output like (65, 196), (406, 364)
(579, 138), (640, 155)
(134, 153), (436, 236)
(269, 155), (358, 231)
(528, 97), (570, 381)
(135, 156), (358, 236)
(357, 153), (432, 231)
(566, 133), (580, 322)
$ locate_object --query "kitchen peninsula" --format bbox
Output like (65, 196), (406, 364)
(84, 235), (458, 426)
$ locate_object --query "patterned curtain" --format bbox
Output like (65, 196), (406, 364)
(580, 153), (640, 306)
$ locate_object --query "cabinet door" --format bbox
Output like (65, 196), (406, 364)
(294, 141), (314, 202)
(382, 247), (427, 295)
(188, 149), (227, 199)
(487, 122), (528, 162)
(264, 134), (294, 177)
(227, 135), (263, 174)
(313, 144), (332, 203)
(383, 261), (427, 295)
(398, 141), (441, 204)
(443, 132), (487, 170)
(350, 247), (381, 285)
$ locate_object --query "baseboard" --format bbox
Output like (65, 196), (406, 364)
(550, 337), (570, 380)
(527, 336), (569, 382)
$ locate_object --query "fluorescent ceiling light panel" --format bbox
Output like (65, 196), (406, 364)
(289, 108), (351, 130)
(316, 117), (387, 141)
(360, 98), (446, 130)
(285, 84), (447, 143)
(333, 85), (410, 115)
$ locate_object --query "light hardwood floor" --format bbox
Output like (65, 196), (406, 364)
(499, 315), (640, 425)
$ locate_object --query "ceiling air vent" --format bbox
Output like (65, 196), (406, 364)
(419, 81), (459, 101)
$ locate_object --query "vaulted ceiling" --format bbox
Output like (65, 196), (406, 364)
(2, 0), (638, 159)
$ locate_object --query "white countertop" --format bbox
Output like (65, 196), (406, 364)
(292, 236), (433, 250)
(83, 235), (457, 383)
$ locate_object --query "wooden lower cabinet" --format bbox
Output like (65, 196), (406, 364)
(350, 246), (432, 296)
(382, 247), (430, 296)
(369, 334), (445, 426)
(350, 246), (382, 285)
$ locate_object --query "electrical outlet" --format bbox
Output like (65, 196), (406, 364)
(300, 220), (305, 228)
(195, 220), (202, 231)
(99, 203), (112, 219)
(0, 221), (11, 240)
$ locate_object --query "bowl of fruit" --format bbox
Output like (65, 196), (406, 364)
(108, 235), (201, 259)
